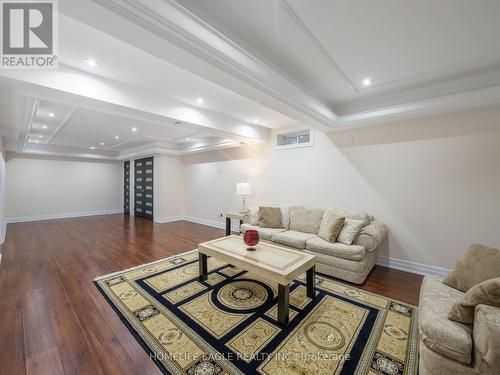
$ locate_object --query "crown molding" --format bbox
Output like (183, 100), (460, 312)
(46, 107), (77, 144)
(21, 97), (38, 151)
(91, 0), (338, 130)
(279, 0), (357, 92)
(333, 84), (500, 129)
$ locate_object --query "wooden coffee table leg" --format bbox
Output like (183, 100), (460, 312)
(307, 265), (316, 298)
(199, 253), (208, 281)
(278, 284), (290, 325)
(225, 217), (231, 236)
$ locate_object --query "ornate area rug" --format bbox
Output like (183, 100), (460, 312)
(95, 250), (419, 375)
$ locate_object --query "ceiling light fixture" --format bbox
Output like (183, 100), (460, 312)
(84, 57), (100, 68)
(33, 140), (39, 143)
(42, 125), (48, 129)
(185, 137), (190, 141)
(100, 142), (105, 146)
(362, 78), (372, 87)
(132, 127), (137, 132)
(114, 135), (120, 140)
(48, 112), (55, 117)
(196, 98), (203, 104)
(254, 118), (259, 123)
(38, 134), (43, 138)
(89, 146), (96, 150)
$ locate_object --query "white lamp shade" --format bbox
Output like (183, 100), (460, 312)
(235, 182), (252, 195)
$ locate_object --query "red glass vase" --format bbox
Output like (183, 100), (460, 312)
(243, 229), (259, 251)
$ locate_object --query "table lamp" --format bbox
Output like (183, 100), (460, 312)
(235, 182), (252, 213)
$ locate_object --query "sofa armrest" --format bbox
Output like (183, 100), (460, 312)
(354, 220), (387, 252)
(473, 304), (500, 373)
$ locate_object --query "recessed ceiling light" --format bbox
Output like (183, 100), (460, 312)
(132, 127), (137, 132)
(254, 118), (259, 124)
(362, 78), (372, 87)
(38, 134), (43, 138)
(89, 146), (96, 150)
(84, 57), (100, 68)
(33, 140), (39, 143)
(196, 98), (203, 104)
(100, 142), (105, 146)
(185, 137), (190, 141)
(48, 112), (55, 117)
(42, 125), (48, 129)
(114, 135), (120, 140)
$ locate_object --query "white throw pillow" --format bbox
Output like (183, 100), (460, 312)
(337, 219), (366, 245)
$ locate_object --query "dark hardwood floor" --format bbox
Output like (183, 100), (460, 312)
(0, 214), (422, 375)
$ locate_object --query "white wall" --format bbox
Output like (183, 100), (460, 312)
(182, 107), (500, 272)
(6, 156), (123, 221)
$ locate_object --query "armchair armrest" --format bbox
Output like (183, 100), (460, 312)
(354, 220), (387, 252)
(473, 304), (500, 373)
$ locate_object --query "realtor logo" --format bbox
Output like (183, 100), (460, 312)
(1, 0), (58, 69)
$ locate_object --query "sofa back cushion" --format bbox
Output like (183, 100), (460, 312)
(443, 244), (500, 292)
(244, 207), (260, 225)
(280, 205), (301, 229)
(290, 207), (324, 234)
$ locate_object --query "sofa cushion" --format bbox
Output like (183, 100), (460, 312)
(289, 207), (324, 234)
(246, 207), (259, 225)
(448, 277), (500, 324)
(419, 276), (473, 364)
(271, 230), (317, 250)
(443, 243), (500, 292)
(240, 224), (286, 241)
(306, 237), (366, 261)
(280, 205), (301, 229)
(258, 206), (283, 228)
(347, 211), (372, 225)
(318, 211), (345, 242)
(337, 219), (365, 245)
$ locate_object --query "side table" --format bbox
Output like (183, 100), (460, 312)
(225, 211), (249, 236)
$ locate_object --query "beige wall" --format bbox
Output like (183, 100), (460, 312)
(5, 155), (123, 221)
(182, 107), (500, 270)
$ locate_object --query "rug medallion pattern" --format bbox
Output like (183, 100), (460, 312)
(95, 251), (418, 375)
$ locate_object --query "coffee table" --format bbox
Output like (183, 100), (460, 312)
(198, 235), (317, 325)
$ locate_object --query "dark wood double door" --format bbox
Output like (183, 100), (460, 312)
(134, 157), (154, 220)
(124, 161), (130, 214)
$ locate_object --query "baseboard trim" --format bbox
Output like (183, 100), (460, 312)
(154, 215), (185, 224)
(6, 209), (124, 224)
(183, 216), (240, 232)
(376, 255), (450, 277)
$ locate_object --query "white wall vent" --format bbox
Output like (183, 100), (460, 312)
(275, 128), (313, 150)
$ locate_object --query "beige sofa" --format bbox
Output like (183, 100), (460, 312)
(240, 206), (387, 284)
(419, 276), (500, 375)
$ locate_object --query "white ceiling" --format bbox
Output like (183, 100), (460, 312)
(59, 15), (295, 129)
(1, 0), (500, 159)
(177, 0), (500, 113)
